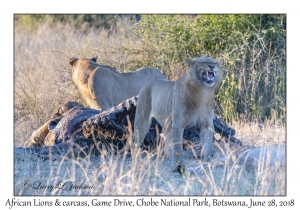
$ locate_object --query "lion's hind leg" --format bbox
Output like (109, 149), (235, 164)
(133, 87), (153, 156)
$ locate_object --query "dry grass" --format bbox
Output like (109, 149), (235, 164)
(14, 20), (286, 196)
(14, 21), (153, 147)
(230, 120), (285, 147)
(14, 123), (285, 195)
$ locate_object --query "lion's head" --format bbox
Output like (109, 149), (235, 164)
(186, 56), (223, 88)
(69, 57), (97, 69)
(69, 57), (118, 76)
(69, 57), (104, 84)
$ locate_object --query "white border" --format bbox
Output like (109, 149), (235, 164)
(1, 0), (298, 209)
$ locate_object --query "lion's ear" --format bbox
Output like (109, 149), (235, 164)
(185, 58), (196, 67)
(215, 59), (223, 69)
(91, 57), (97, 62)
(69, 57), (78, 66)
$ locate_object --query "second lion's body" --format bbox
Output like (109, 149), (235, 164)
(69, 57), (166, 111)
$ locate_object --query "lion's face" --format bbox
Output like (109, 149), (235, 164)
(186, 56), (223, 88)
(196, 61), (218, 87)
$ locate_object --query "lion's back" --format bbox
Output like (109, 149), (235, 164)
(124, 67), (165, 87)
(91, 66), (165, 109)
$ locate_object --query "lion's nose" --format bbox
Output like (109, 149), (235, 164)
(208, 65), (215, 71)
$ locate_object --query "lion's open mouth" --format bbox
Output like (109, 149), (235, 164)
(202, 70), (215, 84)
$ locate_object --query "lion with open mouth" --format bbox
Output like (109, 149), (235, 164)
(133, 56), (223, 173)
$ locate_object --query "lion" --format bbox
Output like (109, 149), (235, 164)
(133, 56), (223, 173)
(25, 102), (83, 147)
(69, 57), (166, 111)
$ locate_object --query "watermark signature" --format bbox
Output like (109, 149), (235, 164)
(23, 180), (93, 191)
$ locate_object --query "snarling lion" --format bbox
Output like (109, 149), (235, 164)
(69, 57), (166, 111)
(25, 102), (83, 147)
(133, 56), (223, 173)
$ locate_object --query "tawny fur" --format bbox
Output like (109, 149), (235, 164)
(25, 102), (83, 147)
(69, 57), (166, 111)
(133, 56), (223, 172)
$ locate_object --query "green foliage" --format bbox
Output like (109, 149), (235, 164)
(131, 14), (286, 123)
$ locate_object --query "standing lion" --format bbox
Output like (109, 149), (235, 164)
(70, 57), (166, 111)
(133, 56), (223, 173)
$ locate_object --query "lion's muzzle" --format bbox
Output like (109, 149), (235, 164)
(202, 70), (215, 85)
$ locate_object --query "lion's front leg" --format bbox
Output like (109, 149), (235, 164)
(164, 124), (185, 173)
(200, 118), (214, 162)
(164, 107), (185, 173)
(172, 126), (185, 172)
